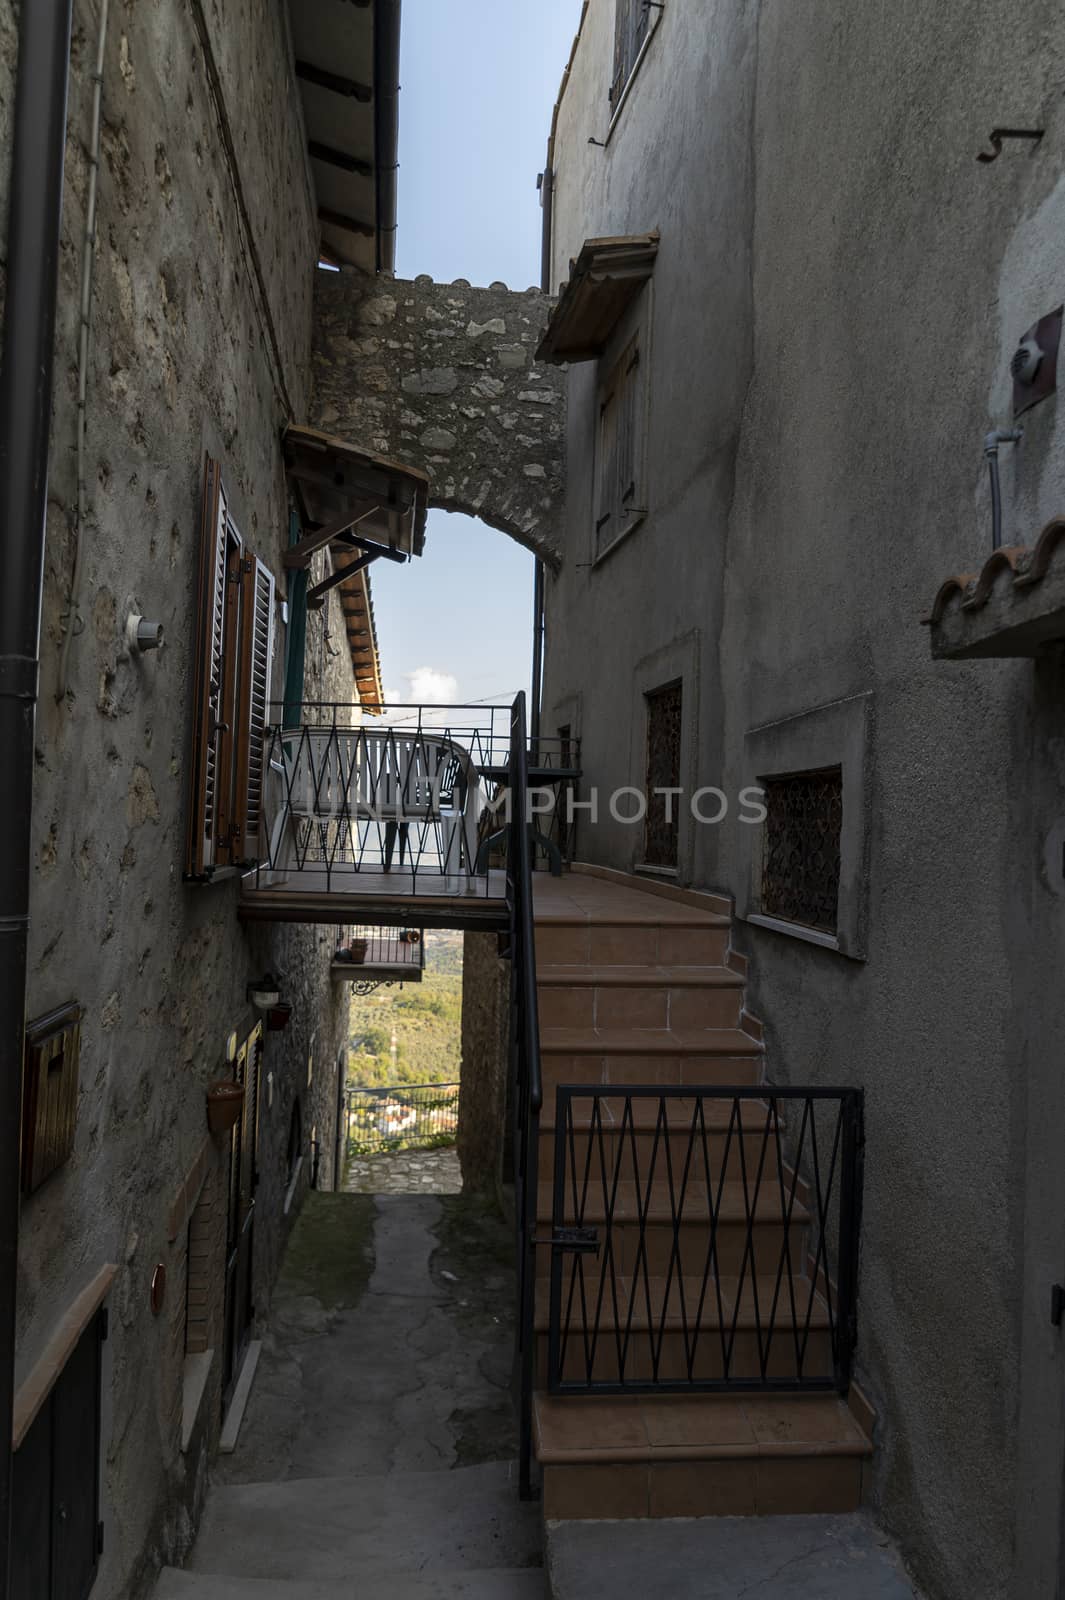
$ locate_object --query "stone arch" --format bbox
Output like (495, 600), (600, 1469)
(311, 271), (566, 568)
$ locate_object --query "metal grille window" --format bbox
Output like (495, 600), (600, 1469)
(761, 767), (843, 933)
(595, 335), (645, 557)
(644, 680), (682, 869)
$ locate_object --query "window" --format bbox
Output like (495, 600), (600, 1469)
(21, 1003), (82, 1195)
(185, 456), (276, 878)
(761, 767), (843, 934)
(643, 680), (682, 870)
(595, 332), (647, 558)
(611, 0), (655, 109)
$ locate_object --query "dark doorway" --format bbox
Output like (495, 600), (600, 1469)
(222, 1026), (261, 1408)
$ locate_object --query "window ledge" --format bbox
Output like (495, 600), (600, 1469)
(607, 9), (664, 144)
(181, 1348), (215, 1455)
(593, 510), (647, 568)
(745, 912), (857, 958)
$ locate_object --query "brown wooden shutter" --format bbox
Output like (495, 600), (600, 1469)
(596, 378), (620, 547)
(231, 556), (275, 865)
(186, 458), (242, 877)
(21, 1003), (82, 1195)
(616, 343), (641, 524)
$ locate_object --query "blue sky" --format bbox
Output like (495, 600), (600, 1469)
(370, 0), (582, 708)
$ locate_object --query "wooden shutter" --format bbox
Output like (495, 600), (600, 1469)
(186, 458), (241, 877)
(596, 376), (620, 550)
(232, 556), (276, 865)
(21, 1003), (82, 1196)
(616, 342), (641, 525)
(611, 0), (648, 105)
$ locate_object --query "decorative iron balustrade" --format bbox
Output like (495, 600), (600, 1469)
(545, 1086), (864, 1398)
(345, 1083), (459, 1157)
(242, 703), (582, 899)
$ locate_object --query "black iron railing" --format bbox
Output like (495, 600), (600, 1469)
(506, 692), (542, 1501)
(546, 1087), (864, 1397)
(332, 924), (425, 985)
(345, 1083), (459, 1157)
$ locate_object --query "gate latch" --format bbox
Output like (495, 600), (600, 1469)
(551, 1225), (599, 1256)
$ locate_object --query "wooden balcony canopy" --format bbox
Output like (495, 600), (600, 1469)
(283, 424), (428, 562)
(536, 233), (660, 365)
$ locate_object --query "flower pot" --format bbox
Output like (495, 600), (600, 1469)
(266, 1001), (293, 1032)
(350, 938), (368, 964)
(206, 1081), (244, 1137)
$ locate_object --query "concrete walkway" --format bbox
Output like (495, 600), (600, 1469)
(154, 1192), (544, 1597)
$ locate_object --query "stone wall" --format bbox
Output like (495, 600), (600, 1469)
(2, 3), (352, 1596)
(313, 271), (567, 566)
(458, 932), (510, 1196)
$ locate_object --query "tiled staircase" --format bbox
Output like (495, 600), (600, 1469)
(530, 868), (872, 1519)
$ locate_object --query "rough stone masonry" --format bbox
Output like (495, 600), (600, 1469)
(312, 271), (566, 566)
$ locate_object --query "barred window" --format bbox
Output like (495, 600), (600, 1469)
(611, 0), (654, 108)
(644, 680), (682, 869)
(760, 767), (843, 934)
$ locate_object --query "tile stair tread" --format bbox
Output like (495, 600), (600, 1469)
(537, 965), (744, 987)
(540, 1027), (763, 1056)
(536, 1180), (810, 1224)
(533, 1274), (832, 1332)
(539, 1095), (776, 1131)
(533, 1392), (872, 1464)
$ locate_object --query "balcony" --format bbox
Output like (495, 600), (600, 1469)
(237, 703), (581, 931)
(331, 925), (425, 986)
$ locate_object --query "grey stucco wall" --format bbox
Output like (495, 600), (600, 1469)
(458, 931), (509, 1197)
(3, 3), (352, 1595)
(312, 270), (566, 564)
(539, 2), (1065, 1597)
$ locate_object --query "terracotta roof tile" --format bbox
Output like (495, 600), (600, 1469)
(922, 517), (1065, 624)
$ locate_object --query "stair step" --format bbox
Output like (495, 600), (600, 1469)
(536, 1094), (785, 1180)
(537, 971), (744, 1031)
(545, 1515), (917, 1600)
(535, 1184), (809, 1276)
(156, 1571), (548, 1600)
(538, 965), (743, 987)
(186, 1463), (542, 1583)
(534, 1392), (871, 1519)
(536, 924), (729, 969)
(534, 1272), (834, 1384)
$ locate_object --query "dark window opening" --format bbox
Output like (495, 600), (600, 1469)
(760, 767), (843, 934)
(611, 0), (654, 108)
(644, 680), (682, 869)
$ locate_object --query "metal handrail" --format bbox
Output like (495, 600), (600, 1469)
(507, 691), (542, 1500)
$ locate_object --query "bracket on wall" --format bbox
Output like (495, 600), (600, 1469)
(976, 127), (1044, 163)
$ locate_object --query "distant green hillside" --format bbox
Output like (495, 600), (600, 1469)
(347, 932), (463, 1086)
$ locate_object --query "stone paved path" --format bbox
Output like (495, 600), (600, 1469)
(343, 1146), (462, 1194)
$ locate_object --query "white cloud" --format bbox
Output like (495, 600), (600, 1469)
(403, 666), (460, 705)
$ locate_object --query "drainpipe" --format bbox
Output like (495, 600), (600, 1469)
(985, 427), (1023, 551)
(530, 160), (555, 748)
(0, 1), (75, 1593)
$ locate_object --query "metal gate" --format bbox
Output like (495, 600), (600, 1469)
(546, 1085), (864, 1395)
(223, 1027), (261, 1407)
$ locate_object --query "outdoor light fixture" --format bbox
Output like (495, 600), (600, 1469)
(247, 973), (282, 1011)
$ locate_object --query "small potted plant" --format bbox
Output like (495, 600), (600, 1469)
(206, 1081), (244, 1136)
(266, 1001), (293, 1032)
(350, 936), (368, 963)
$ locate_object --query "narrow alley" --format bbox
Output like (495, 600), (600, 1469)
(155, 1188), (545, 1597)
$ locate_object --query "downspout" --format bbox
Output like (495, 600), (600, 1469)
(530, 157), (554, 746)
(373, 0), (401, 275)
(0, 1), (76, 1594)
(56, 0), (109, 703)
